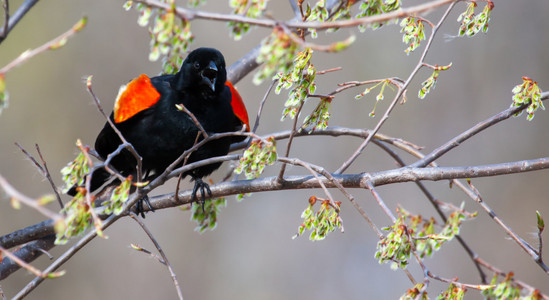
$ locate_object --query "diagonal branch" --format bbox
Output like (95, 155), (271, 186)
(0, 0), (8, 40)
(0, 16), (86, 73)
(130, 213), (184, 300)
(0, 175), (62, 222)
(0, 0), (39, 44)
(373, 139), (488, 283)
(135, 0), (457, 31)
(335, 1), (458, 174)
(14, 143), (64, 210)
(0, 234), (56, 280)
(462, 180), (549, 274)
(410, 91), (549, 168)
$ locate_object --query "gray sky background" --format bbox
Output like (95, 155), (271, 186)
(1, 1), (548, 299)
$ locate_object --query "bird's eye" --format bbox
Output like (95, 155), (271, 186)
(193, 62), (200, 69)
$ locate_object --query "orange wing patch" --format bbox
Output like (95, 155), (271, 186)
(226, 81), (250, 132)
(114, 74), (161, 123)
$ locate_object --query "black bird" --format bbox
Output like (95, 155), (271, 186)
(70, 48), (250, 214)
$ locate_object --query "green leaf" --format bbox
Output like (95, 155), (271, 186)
(235, 137), (277, 179)
(537, 210), (545, 232)
(190, 197), (226, 232)
(60, 140), (91, 193)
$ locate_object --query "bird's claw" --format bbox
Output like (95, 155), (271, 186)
(136, 195), (155, 218)
(191, 178), (212, 213)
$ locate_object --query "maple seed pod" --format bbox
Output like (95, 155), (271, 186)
(308, 196), (317, 206)
(75, 187), (87, 196)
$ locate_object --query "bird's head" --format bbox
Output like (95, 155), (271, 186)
(174, 48), (227, 98)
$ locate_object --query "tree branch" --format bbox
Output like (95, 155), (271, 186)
(335, 1), (458, 174)
(0, 16), (86, 74)
(130, 213), (184, 300)
(136, 0), (457, 31)
(145, 157), (549, 212)
(0, 234), (56, 280)
(410, 91), (549, 168)
(0, 0), (39, 44)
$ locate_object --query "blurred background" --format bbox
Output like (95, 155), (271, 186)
(1, 1), (548, 299)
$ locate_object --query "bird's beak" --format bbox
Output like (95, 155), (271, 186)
(201, 61), (218, 92)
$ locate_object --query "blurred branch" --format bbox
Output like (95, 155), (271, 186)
(0, 242), (64, 279)
(15, 143), (64, 210)
(0, 16), (87, 74)
(0, 175), (62, 222)
(0, 219), (54, 249)
(227, 44), (261, 85)
(135, 0), (456, 30)
(0, 234), (57, 280)
(139, 0), (455, 86)
(0, 0), (8, 40)
(12, 211), (122, 299)
(0, 0), (39, 44)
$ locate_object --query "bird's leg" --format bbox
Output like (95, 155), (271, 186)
(135, 195), (154, 218)
(135, 170), (155, 218)
(191, 177), (212, 213)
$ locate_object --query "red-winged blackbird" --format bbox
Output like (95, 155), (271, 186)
(70, 48), (250, 214)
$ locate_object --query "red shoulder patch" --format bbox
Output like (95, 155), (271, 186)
(114, 74), (161, 123)
(226, 81), (250, 132)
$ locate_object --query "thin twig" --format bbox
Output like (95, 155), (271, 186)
(176, 103), (208, 138)
(463, 180), (549, 274)
(0, 234), (56, 280)
(14, 143), (64, 210)
(538, 216), (544, 262)
(0, 245), (65, 279)
(277, 101), (305, 182)
(363, 181), (397, 223)
(278, 156), (338, 210)
(406, 226), (493, 291)
(35, 144), (64, 209)
(372, 139), (487, 282)
(0, 0), (8, 39)
(130, 213), (184, 300)
(12, 209), (123, 299)
(147, 131), (264, 193)
(475, 257), (549, 300)
(0, 0), (40, 44)
(252, 79), (277, 134)
(86, 76), (144, 184)
(278, 156), (382, 238)
(279, 23), (356, 53)
(130, 243), (166, 264)
(0, 17), (86, 73)
(174, 132), (201, 204)
(404, 228), (430, 293)
(136, 0), (456, 31)
(409, 91), (549, 168)
(335, 2), (458, 174)
(316, 67), (342, 75)
(0, 174), (62, 222)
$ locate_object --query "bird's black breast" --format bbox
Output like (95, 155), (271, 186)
(94, 80), (237, 178)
